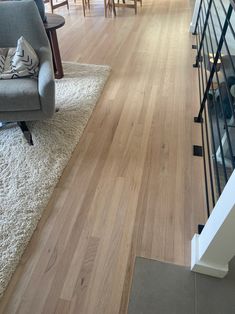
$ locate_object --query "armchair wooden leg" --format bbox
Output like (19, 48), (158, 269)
(18, 121), (34, 146)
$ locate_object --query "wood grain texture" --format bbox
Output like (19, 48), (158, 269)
(0, 0), (207, 313)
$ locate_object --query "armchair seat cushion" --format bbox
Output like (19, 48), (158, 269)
(0, 78), (41, 112)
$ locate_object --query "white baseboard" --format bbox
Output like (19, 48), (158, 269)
(191, 234), (228, 278)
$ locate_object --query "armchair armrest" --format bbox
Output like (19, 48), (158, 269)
(38, 47), (55, 117)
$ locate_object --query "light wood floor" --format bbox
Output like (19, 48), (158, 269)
(0, 0), (206, 313)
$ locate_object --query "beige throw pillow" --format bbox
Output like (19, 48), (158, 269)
(0, 48), (8, 75)
(0, 37), (39, 79)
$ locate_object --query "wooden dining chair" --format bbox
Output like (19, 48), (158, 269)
(44, 0), (69, 13)
(105, 0), (140, 17)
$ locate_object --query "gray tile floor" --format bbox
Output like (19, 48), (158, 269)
(128, 257), (235, 314)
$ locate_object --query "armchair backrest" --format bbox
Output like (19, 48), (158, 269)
(0, 0), (49, 51)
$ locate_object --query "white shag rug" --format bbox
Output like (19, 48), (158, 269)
(0, 62), (111, 298)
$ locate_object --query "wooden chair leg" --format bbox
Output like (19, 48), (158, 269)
(112, 0), (116, 16)
(104, 0), (107, 17)
(134, 0), (137, 14)
(49, 0), (54, 13)
(82, 0), (86, 16)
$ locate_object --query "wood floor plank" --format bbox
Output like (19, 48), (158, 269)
(54, 298), (71, 314)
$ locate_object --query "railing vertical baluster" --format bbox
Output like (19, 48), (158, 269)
(193, 0), (203, 35)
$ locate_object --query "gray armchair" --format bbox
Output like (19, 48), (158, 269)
(0, 0), (55, 144)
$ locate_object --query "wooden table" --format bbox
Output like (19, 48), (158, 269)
(44, 13), (65, 79)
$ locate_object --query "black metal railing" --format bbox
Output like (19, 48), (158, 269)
(193, 0), (235, 217)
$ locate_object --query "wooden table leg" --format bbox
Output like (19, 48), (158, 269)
(47, 29), (64, 79)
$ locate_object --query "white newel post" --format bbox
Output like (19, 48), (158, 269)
(191, 170), (235, 278)
(189, 0), (201, 33)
